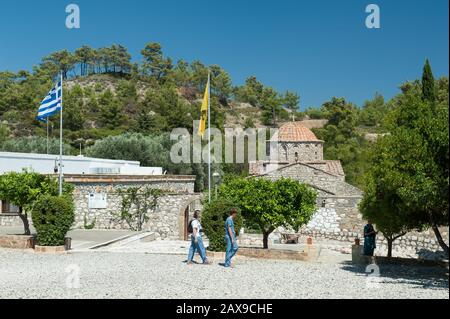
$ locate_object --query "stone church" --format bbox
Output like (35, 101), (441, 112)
(250, 121), (365, 242)
(248, 122), (447, 258)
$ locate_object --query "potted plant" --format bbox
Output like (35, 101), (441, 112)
(31, 194), (75, 254)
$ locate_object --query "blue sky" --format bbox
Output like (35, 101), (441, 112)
(0, 0), (448, 109)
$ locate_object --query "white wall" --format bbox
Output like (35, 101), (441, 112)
(0, 152), (162, 176)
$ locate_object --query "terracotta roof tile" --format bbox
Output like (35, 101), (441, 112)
(325, 160), (345, 176)
(276, 122), (320, 142)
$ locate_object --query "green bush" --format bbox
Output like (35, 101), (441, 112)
(31, 195), (75, 246)
(201, 198), (243, 252)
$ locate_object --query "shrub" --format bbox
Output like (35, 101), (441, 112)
(220, 177), (317, 249)
(0, 136), (74, 155)
(0, 171), (74, 235)
(201, 198), (243, 252)
(32, 195), (75, 246)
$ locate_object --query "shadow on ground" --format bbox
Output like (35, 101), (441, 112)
(339, 261), (449, 290)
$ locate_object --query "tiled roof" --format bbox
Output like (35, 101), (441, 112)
(325, 160), (345, 176)
(276, 122), (321, 142)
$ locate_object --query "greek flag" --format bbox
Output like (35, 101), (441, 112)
(37, 81), (62, 121)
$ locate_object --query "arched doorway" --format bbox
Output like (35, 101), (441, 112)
(179, 196), (203, 241)
(183, 206), (189, 241)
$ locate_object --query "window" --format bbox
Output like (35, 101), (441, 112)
(0, 200), (20, 214)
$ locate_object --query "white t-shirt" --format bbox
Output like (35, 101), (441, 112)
(191, 219), (202, 238)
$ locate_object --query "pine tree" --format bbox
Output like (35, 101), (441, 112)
(422, 59), (436, 102)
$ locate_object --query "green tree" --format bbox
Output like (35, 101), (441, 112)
(0, 121), (10, 145)
(201, 198), (243, 252)
(75, 45), (95, 76)
(234, 76), (264, 107)
(98, 89), (124, 129)
(0, 172), (73, 235)
(260, 87), (283, 126)
(422, 59), (436, 103)
(220, 177), (317, 248)
(105, 44), (132, 74)
(313, 97), (369, 188)
(360, 140), (414, 257)
(141, 43), (173, 81)
(359, 93), (386, 127)
(0, 136), (73, 155)
(42, 50), (77, 79)
(116, 80), (138, 113)
(64, 84), (85, 131)
(210, 65), (233, 105)
(283, 91), (300, 112)
(138, 85), (193, 131)
(363, 73), (449, 255)
(190, 60), (209, 92)
(171, 59), (192, 89)
(436, 77), (449, 104)
(85, 133), (169, 168)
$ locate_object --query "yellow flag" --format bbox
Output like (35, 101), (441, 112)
(198, 77), (210, 137)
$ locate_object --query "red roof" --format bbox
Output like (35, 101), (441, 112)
(276, 122), (321, 142)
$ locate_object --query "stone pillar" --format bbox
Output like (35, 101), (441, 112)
(351, 244), (364, 264)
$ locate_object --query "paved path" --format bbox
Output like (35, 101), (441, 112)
(95, 239), (192, 255)
(0, 249), (447, 299)
(0, 227), (136, 250)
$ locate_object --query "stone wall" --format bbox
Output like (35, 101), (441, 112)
(0, 214), (24, 227)
(260, 194), (449, 260)
(70, 175), (200, 240)
(278, 141), (324, 162)
(372, 229), (449, 260)
(263, 163), (362, 196)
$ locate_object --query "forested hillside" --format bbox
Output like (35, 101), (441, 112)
(0, 43), (448, 190)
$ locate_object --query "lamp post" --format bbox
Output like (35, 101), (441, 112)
(212, 172), (221, 199)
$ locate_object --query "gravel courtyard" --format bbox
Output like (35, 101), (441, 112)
(0, 249), (448, 299)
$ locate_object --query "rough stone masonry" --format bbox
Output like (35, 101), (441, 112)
(250, 121), (449, 259)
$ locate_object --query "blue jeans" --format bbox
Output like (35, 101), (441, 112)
(187, 235), (208, 263)
(224, 235), (238, 267)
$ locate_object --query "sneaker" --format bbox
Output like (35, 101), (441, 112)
(187, 261), (193, 265)
(203, 260), (212, 265)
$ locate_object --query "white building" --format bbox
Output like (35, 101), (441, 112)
(0, 151), (163, 176)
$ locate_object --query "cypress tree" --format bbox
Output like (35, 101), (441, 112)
(422, 59), (436, 102)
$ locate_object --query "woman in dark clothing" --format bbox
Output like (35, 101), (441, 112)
(363, 220), (378, 256)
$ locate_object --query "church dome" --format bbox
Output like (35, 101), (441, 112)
(276, 122), (321, 142)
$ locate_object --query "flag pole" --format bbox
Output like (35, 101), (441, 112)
(207, 70), (211, 203)
(58, 72), (63, 196)
(46, 119), (49, 155)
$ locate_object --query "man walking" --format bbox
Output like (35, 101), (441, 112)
(224, 208), (239, 268)
(187, 210), (211, 265)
